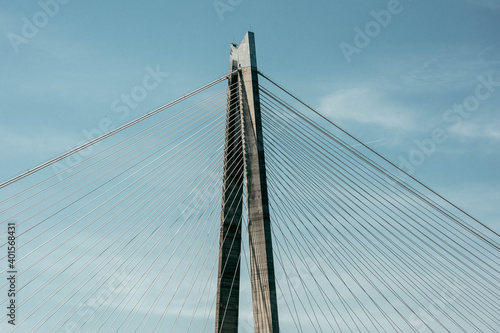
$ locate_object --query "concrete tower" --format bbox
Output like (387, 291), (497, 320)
(215, 32), (279, 333)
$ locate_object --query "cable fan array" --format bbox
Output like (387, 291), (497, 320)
(0, 69), (498, 333)
(0, 76), (239, 332)
(258, 72), (500, 332)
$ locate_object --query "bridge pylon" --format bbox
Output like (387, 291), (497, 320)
(215, 32), (280, 333)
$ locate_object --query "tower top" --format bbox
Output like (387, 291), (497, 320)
(229, 31), (257, 71)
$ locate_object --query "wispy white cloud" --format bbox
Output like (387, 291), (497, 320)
(319, 86), (415, 130)
(448, 119), (500, 140)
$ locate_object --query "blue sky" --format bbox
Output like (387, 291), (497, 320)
(3, 0), (498, 229)
(1, 0), (499, 331)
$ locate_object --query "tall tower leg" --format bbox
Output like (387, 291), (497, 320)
(215, 45), (244, 333)
(238, 32), (280, 333)
(216, 31), (279, 333)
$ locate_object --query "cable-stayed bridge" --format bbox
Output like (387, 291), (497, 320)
(0, 32), (499, 332)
